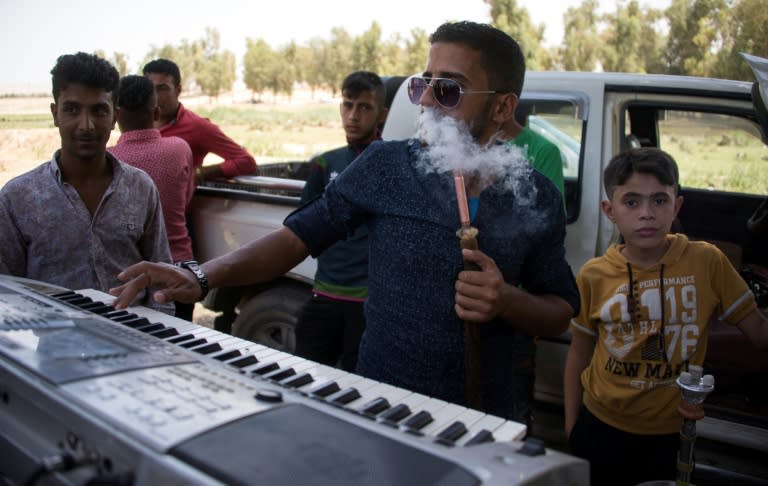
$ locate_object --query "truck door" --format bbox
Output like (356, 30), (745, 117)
(611, 74), (768, 482)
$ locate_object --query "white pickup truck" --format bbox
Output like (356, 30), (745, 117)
(191, 58), (768, 484)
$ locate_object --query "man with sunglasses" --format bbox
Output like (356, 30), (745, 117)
(112, 21), (578, 427)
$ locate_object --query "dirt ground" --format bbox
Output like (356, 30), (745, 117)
(0, 96), (92, 187)
(0, 87), (334, 188)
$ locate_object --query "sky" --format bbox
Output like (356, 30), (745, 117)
(0, 0), (671, 93)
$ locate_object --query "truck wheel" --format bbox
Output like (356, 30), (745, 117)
(231, 284), (310, 353)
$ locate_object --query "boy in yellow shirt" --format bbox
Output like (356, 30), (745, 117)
(564, 147), (768, 485)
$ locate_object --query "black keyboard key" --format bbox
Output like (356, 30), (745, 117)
(90, 305), (115, 315)
(112, 313), (140, 322)
(179, 338), (207, 349)
(119, 317), (151, 329)
(149, 327), (179, 339)
(212, 349), (241, 362)
(167, 334), (195, 344)
(228, 355), (259, 368)
(250, 361), (280, 375)
(62, 296), (92, 306)
(280, 372), (314, 388)
(79, 300), (104, 308)
(51, 291), (78, 299)
(402, 410), (433, 430)
(263, 367), (295, 381)
(378, 404), (411, 424)
(80, 302), (114, 314)
(307, 381), (340, 398)
(191, 342), (223, 355)
(464, 429), (495, 446)
(135, 323), (165, 333)
(327, 387), (361, 405)
(359, 397), (390, 417)
(435, 421), (468, 445)
(104, 310), (131, 320)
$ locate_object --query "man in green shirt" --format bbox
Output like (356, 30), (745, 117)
(504, 115), (565, 197)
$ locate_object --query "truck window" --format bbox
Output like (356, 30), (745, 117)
(658, 110), (766, 196)
(519, 98), (585, 223)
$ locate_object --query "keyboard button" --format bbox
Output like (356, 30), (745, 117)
(435, 421), (468, 445)
(179, 338), (207, 349)
(358, 397), (390, 417)
(280, 372), (314, 388)
(377, 403), (411, 424)
(307, 380), (340, 398)
(327, 387), (361, 405)
(263, 367), (296, 381)
(402, 410), (433, 430)
(250, 361), (280, 375)
(464, 429), (495, 446)
(149, 327), (179, 339)
(228, 355), (259, 368)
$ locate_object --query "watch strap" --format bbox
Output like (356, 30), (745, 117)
(176, 260), (209, 301)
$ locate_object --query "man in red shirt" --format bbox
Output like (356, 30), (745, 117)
(109, 74), (196, 320)
(143, 58), (257, 182)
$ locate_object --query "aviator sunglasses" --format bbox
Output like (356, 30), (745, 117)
(407, 76), (500, 109)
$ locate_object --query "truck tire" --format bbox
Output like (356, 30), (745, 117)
(231, 284), (310, 353)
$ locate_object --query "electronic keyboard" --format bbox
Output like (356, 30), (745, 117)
(0, 274), (588, 485)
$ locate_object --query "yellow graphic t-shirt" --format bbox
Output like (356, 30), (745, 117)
(571, 234), (756, 434)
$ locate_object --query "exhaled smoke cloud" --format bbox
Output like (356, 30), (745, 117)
(415, 108), (535, 204)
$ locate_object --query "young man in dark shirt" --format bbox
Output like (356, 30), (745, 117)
(295, 71), (388, 371)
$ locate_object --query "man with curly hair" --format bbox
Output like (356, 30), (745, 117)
(0, 52), (172, 312)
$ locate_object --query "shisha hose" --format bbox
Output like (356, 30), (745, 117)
(454, 171), (483, 409)
(675, 365), (715, 486)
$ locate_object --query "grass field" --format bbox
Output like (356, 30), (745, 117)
(2, 98), (767, 195)
(0, 95), (344, 188)
(659, 112), (768, 194)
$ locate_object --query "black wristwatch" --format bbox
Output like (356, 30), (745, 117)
(176, 260), (209, 301)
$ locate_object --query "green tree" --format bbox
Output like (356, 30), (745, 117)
(560, 0), (603, 71)
(485, 0), (547, 70)
(112, 52), (130, 76)
(303, 37), (330, 96)
(280, 41), (301, 99)
(711, 0), (768, 80)
(664, 0), (730, 76)
(352, 22), (383, 72)
(378, 33), (405, 76)
(144, 40), (201, 93)
(195, 28), (236, 99)
(94, 50), (130, 76)
(403, 28), (429, 75)
(197, 51), (235, 100)
(267, 43), (298, 100)
(602, 0), (663, 73)
(322, 27), (354, 96)
(243, 38), (273, 101)
(294, 44), (317, 94)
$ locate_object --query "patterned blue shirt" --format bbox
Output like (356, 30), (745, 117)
(285, 139), (578, 417)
